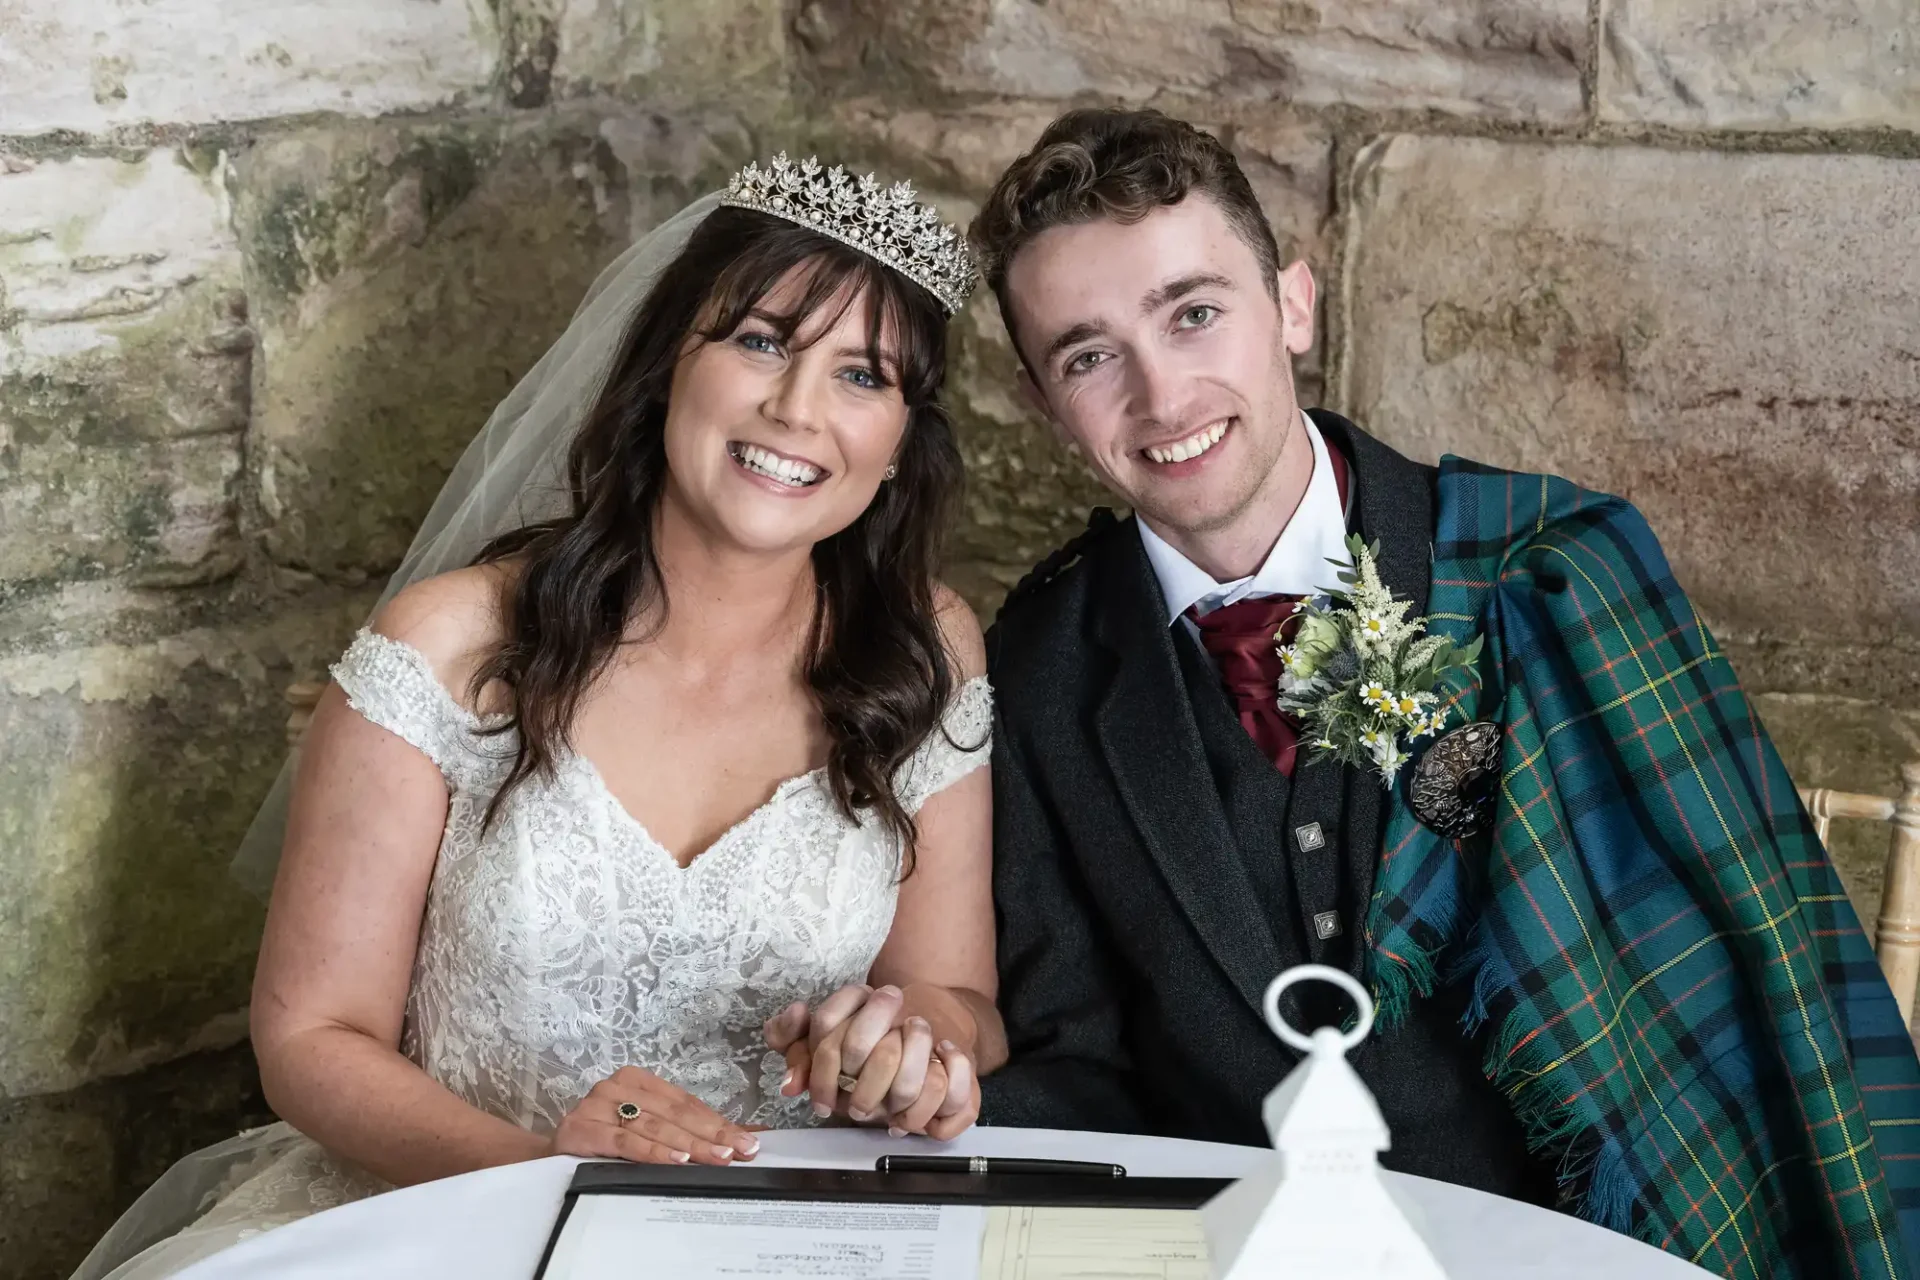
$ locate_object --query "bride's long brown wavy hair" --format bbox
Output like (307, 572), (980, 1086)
(469, 206), (963, 868)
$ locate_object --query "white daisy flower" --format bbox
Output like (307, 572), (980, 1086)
(1265, 535), (1482, 782)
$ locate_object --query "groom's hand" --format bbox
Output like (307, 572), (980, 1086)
(762, 986), (979, 1139)
(763, 982), (892, 1115)
(807, 984), (904, 1120)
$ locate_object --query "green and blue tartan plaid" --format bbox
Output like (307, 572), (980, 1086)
(1366, 458), (1920, 1279)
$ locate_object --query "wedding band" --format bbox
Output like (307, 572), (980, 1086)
(836, 1073), (860, 1093)
(616, 1101), (642, 1123)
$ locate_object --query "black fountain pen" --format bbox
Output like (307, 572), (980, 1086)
(875, 1155), (1126, 1177)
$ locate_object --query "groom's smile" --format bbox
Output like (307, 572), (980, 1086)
(1140, 415), (1233, 468)
(1000, 195), (1319, 572)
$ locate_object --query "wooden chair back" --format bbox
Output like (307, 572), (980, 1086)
(1800, 762), (1920, 1028)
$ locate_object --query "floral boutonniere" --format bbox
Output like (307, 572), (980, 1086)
(1276, 534), (1483, 786)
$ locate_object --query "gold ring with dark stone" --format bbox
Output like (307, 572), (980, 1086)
(836, 1073), (861, 1093)
(616, 1101), (642, 1123)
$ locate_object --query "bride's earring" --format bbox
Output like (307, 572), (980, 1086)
(883, 464), (897, 480)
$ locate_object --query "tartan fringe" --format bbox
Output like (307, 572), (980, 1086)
(1586, 1140), (1640, 1237)
(1371, 916), (1642, 1230)
(1366, 827), (1470, 1033)
(1368, 939), (1435, 1034)
(1456, 918), (1504, 1036)
(1488, 1001), (1625, 1227)
(1367, 834), (1647, 1234)
(1454, 920), (1646, 1237)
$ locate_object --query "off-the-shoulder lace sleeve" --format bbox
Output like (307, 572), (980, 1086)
(329, 629), (494, 788)
(894, 676), (993, 816)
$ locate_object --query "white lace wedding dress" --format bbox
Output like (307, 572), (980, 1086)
(74, 629), (993, 1280)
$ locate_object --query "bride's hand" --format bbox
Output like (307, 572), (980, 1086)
(763, 982), (893, 1117)
(763, 985), (979, 1140)
(548, 1065), (761, 1166)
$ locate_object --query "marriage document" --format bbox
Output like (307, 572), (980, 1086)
(978, 1206), (1210, 1280)
(541, 1195), (985, 1280)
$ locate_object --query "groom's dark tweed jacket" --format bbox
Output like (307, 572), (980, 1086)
(977, 412), (1551, 1200)
(982, 410), (1920, 1280)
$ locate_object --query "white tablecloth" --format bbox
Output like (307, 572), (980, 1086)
(175, 1127), (1712, 1278)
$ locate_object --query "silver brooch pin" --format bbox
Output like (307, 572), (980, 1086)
(1407, 721), (1501, 839)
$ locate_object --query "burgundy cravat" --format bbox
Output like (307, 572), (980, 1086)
(1185, 441), (1351, 775)
(1189, 596), (1312, 774)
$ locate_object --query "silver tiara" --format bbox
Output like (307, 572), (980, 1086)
(721, 153), (978, 315)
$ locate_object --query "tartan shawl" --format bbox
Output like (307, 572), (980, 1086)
(1366, 458), (1920, 1279)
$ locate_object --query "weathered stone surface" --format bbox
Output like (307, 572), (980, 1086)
(1227, 117), (1335, 403)
(1753, 693), (1920, 931)
(809, 101), (1065, 203)
(235, 113), (745, 581)
(515, 0), (790, 106)
(0, 151), (248, 598)
(1720, 634), (1920, 709)
(0, 598), (364, 1098)
(0, 1043), (270, 1280)
(816, 100), (1334, 268)
(0, 1080), (114, 1280)
(795, 0), (1586, 120)
(1340, 137), (1920, 658)
(0, 0), (496, 136)
(945, 301), (1117, 614)
(1229, 118), (1335, 270)
(1600, 0), (1920, 130)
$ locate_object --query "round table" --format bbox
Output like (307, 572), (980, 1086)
(174, 1127), (1713, 1278)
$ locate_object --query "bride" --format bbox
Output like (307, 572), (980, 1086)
(74, 158), (1000, 1279)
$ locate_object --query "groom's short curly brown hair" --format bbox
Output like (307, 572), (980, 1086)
(969, 108), (1281, 339)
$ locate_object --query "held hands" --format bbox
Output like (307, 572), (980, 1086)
(763, 984), (979, 1140)
(549, 1065), (762, 1166)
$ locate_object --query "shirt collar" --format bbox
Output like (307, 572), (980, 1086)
(1137, 412), (1352, 627)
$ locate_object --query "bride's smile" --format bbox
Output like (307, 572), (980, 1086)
(662, 265), (912, 555)
(727, 440), (829, 490)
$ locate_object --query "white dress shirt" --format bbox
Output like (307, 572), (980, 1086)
(1138, 412), (1353, 640)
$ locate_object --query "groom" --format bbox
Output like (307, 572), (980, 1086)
(972, 107), (1920, 1279)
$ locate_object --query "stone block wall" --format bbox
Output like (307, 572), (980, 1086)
(0, 5), (775, 1274)
(2, 1), (1915, 1274)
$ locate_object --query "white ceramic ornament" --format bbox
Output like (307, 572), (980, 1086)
(1201, 964), (1449, 1280)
